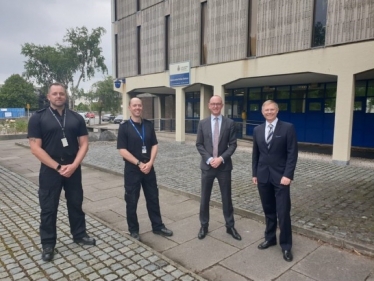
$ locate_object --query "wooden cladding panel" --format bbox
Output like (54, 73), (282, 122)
(169, 0), (200, 67)
(118, 15), (138, 77)
(257, 0), (313, 57)
(207, 0), (249, 64)
(326, 0), (374, 45)
(141, 4), (165, 74)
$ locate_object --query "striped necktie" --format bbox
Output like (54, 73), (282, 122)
(213, 117), (219, 157)
(266, 124), (273, 149)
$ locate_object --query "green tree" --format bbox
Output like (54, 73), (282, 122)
(21, 44), (76, 92)
(21, 26), (108, 108)
(76, 102), (90, 112)
(0, 74), (38, 109)
(63, 26), (108, 102)
(86, 76), (121, 124)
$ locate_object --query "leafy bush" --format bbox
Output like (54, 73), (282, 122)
(15, 119), (28, 133)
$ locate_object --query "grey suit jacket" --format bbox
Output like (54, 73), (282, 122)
(196, 116), (237, 171)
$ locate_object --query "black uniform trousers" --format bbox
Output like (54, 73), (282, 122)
(257, 180), (292, 251)
(200, 169), (234, 228)
(38, 160), (86, 247)
(124, 167), (164, 233)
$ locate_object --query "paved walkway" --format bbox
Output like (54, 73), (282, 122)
(82, 135), (374, 255)
(0, 137), (374, 281)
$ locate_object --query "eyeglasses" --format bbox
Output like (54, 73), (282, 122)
(210, 103), (222, 107)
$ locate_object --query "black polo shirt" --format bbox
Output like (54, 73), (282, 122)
(27, 107), (88, 159)
(117, 118), (158, 168)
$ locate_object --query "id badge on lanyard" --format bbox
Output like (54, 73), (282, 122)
(50, 108), (69, 147)
(130, 119), (146, 154)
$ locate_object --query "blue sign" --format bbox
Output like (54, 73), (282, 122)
(114, 80), (121, 88)
(170, 73), (190, 87)
(169, 62), (190, 87)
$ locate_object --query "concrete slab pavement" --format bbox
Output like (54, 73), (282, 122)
(1, 139), (374, 281)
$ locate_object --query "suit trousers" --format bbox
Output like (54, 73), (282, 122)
(38, 163), (86, 247)
(200, 168), (234, 228)
(124, 167), (164, 233)
(257, 181), (292, 250)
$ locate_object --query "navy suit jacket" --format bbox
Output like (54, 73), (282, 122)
(252, 120), (298, 184)
(196, 116), (237, 171)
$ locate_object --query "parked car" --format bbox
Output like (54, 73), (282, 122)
(102, 114), (115, 122)
(85, 112), (95, 118)
(78, 113), (89, 124)
(113, 115), (124, 124)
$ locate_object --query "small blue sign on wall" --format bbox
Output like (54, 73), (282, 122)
(170, 61), (190, 87)
(114, 78), (126, 89)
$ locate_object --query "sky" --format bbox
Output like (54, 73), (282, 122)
(0, 0), (112, 91)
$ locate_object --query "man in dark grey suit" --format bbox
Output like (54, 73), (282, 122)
(252, 100), (298, 262)
(196, 95), (241, 240)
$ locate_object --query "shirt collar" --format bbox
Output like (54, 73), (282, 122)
(211, 114), (222, 121)
(266, 118), (278, 128)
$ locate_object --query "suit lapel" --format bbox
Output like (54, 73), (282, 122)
(219, 117), (225, 143)
(259, 123), (267, 147)
(268, 121), (282, 149)
(206, 118), (213, 148)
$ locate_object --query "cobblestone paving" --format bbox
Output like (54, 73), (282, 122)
(0, 165), (204, 281)
(84, 139), (374, 249)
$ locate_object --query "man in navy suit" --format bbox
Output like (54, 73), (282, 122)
(196, 95), (241, 241)
(252, 100), (298, 262)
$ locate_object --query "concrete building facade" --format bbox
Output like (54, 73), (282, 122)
(111, 0), (374, 165)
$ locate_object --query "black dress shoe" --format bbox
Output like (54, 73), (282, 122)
(74, 235), (96, 246)
(130, 232), (140, 241)
(153, 227), (173, 237)
(258, 240), (277, 250)
(198, 226), (208, 240)
(226, 227), (242, 240)
(41, 247), (54, 262)
(282, 250), (293, 262)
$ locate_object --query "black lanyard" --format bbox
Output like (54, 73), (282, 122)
(49, 107), (66, 138)
(129, 118), (145, 146)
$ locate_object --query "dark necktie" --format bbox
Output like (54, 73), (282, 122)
(266, 124), (273, 149)
(213, 117), (219, 157)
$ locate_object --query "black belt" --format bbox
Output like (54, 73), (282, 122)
(51, 155), (76, 162)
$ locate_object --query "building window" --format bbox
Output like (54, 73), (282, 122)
(136, 0), (140, 11)
(165, 15), (170, 71)
(324, 83), (336, 113)
(114, 0), (117, 21)
(137, 26), (141, 75)
(200, 1), (207, 65)
(247, 0), (257, 56)
(291, 85), (307, 113)
(276, 86), (290, 99)
(312, 0), (328, 47)
(115, 34), (118, 78)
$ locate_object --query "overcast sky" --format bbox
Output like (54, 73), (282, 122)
(0, 0), (112, 91)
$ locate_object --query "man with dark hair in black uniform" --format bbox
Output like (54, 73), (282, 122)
(117, 97), (173, 241)
(28, 82), (96, 262)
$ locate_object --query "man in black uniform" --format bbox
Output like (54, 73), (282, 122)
(117, 97), (173, 241)
(28, 82), (96, 262)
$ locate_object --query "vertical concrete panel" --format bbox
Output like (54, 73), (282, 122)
(207, 0), (248, 64)
(175, 88), (185, 142)
(118, 0), (137, 19)
(169, 0), (200, 67)
(118, 15), (137, 77)
(141, 0), (164, 9)
(141, 4), (165, 74)
(326, 0), (374, 45)
(332, 73), (355, 164)
(257, 0), (313, 57)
